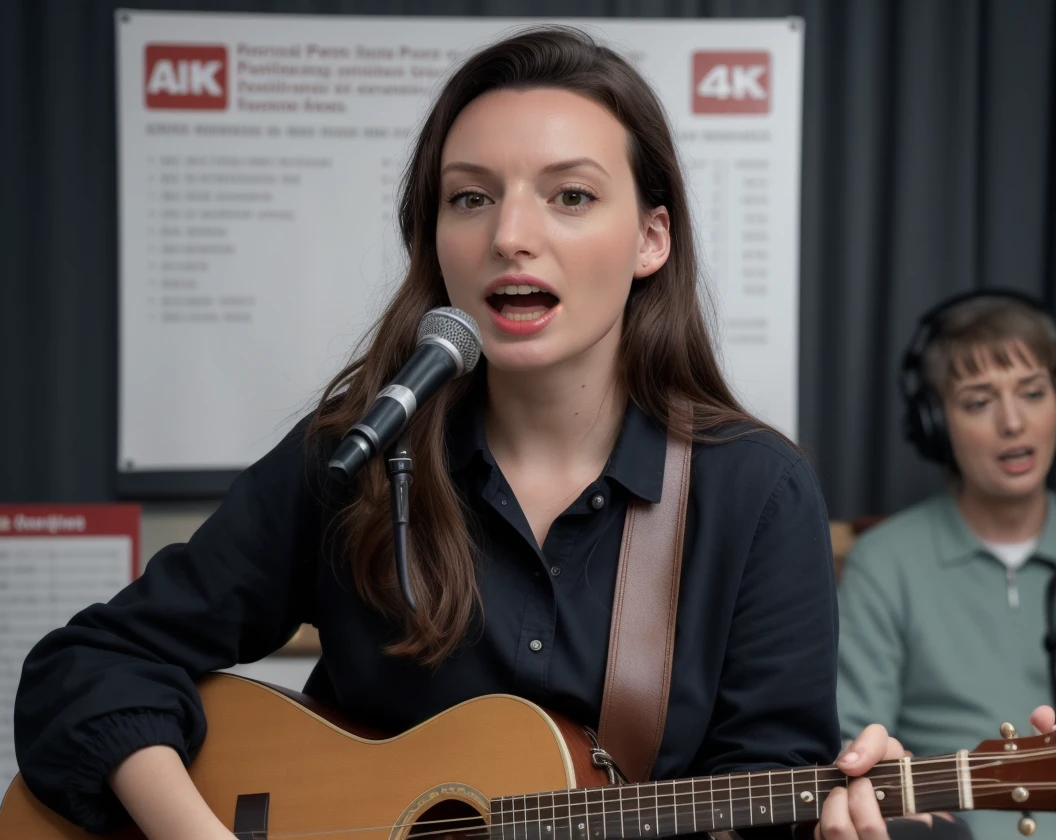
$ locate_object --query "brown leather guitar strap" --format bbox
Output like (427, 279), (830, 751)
(597, 425), (692, 784)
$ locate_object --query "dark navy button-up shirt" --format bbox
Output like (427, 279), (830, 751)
(15, 381), (839, 836)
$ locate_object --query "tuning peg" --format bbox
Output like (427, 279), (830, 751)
(1001, 722), (1019, 739)
(1018, 813), (1036, 836)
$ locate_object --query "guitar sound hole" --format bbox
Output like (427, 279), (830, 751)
(409, 798), (488, 840)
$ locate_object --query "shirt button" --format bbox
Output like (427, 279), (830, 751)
(500, 499), (507, 506)
(529, 639), (543, 652)
(550, 566), (561, 576)
(591, 494), (605, 510)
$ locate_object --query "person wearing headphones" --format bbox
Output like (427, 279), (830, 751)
(836, 290), (1056, 840)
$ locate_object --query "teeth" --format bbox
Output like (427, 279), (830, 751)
(501, 311), (546, 322)
(492, 284), (544, 295)
(1001, 449), (1032, 459)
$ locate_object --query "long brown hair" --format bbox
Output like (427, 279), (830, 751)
(309, 25), (775, 666)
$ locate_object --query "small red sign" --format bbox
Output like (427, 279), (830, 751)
(145, 44), (228, 111)
(692, 51), (771, 115)
(0, 504), (141, 578)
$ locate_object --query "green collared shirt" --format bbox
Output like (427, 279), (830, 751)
(837, 492), (1056, 839)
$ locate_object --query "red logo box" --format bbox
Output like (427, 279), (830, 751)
(692, 51), (771, 115)
(145, 44), (228, 110)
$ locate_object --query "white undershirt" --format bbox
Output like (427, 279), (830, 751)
(980, 537), (1038, 570)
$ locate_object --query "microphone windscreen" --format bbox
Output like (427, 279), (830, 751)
(417, 307), (482, 374)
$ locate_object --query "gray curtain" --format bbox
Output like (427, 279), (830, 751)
(2, 0), (1054, 516)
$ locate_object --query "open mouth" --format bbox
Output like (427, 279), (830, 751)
(997, 446), (1037, 474)
(999, 447), (1035, 462)
(486, 284), (560, 322)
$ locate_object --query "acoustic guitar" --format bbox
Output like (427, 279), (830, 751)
(2, 673), (1054, 838)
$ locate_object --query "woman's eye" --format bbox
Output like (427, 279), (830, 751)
(555, 189), (596, 209)
(963, 399), (989, 412)
(1025, 390), (1046, 400)
(450, 192), (492, 210)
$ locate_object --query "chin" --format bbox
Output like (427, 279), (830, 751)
(483, 325), (617, 374)
(482, 345), (563, 373)
(985, 476), (1048, 501)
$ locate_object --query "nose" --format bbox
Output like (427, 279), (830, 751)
(997, 392), (1027, 436)
(491, 188), (541, 262)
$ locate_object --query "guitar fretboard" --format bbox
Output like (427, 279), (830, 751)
(490, 757), (964, 839)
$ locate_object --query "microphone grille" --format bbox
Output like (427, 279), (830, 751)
(417, 307), (482, 374)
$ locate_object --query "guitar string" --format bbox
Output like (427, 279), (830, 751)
(250, 747), (1056, 840)
(485, 746), (1056, 813)
(487, 743), (1056, 812)
(249, 778), (1056, 840)
(257, 751), (1053, 840)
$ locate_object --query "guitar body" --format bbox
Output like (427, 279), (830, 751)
(0, 673), (609, 839)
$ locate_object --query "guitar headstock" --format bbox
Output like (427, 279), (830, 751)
(969, 722), (1056, 821)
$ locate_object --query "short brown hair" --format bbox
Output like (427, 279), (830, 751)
(922, 295), (1056, 395)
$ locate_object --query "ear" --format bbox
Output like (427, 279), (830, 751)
(634, 205), (671, 279)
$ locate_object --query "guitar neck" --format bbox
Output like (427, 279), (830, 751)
(491, 754), (967, 838)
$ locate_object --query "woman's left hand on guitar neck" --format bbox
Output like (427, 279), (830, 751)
(815, 705), (1056, 838)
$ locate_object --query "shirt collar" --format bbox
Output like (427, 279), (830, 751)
(604, 398), (667, 503)
(446, 376), (667, 504)
(934, 491), (1056, 566)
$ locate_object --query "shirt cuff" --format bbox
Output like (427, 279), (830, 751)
(67, 709), (191, 833)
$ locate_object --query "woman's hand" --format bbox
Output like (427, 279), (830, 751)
(1030, 704), (1056, 733)
(813, 723), (901, 839)
(811, 707), (1056, 838)
(813, 725), (956, 838)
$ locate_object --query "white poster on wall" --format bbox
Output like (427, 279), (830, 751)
(116, 11), (803, 472)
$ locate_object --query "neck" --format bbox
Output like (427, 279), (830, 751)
(954, 485), (1048, 543)
(484, 338), (625, 472)
(489, 752), (982, 839)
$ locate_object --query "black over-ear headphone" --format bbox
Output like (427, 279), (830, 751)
(900, 288), (1054, 466)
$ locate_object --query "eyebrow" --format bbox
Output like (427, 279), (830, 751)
(955, 372), (1047, 394)
(439, 157), (611, 178)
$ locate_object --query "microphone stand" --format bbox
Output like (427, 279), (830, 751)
(385, 432), (416, 612)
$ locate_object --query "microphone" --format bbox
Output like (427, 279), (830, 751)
(328, 307), (482, 484)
